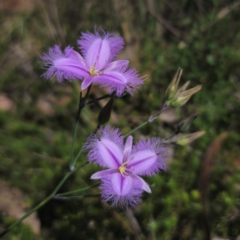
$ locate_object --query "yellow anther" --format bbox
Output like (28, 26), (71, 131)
(89, 66), (98, 76)
(118, 162), (128, 176)
(119, 165), (126, 175)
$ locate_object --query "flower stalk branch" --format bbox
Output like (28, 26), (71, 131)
(55, 183), (100, 197)
(70, 85), (92, 171)
(0, 161), (88, 238)
(53, 194), (101, 201)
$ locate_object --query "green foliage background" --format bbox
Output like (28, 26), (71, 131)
(0, 0), (240, 239)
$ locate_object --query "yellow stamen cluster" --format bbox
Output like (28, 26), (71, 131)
(89, 66), (98, 76)
(118, 162), (128, 176)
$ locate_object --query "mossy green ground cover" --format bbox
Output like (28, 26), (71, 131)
(0, 0), (240, 239)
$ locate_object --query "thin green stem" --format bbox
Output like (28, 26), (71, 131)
(124, 104), (171, 137)
(76, 91), (83, 122)
(54, 194), (100, 201)
(71, 146), (83, 169)
(56, 183), (99, 197)
(70, 85), (92, 171)
(85, 94), (111, 106)
(0, 194), (52, 237)
(124, 121), (148, 137)
(0, 84), (95, 237)
(57, 184), (99, 197)
(54, 195), (84, 200)
(69, 121), (79, 170)
(0, 161), (88, 238)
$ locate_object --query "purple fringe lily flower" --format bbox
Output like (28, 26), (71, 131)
(84, 125), (167, 208)
(40, 30), (143, 96)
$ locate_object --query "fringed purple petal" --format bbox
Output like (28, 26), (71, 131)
(40, 45), (89, 82)
(123, 136), (133, 163)
(104, 60), (129, 72)
(130, 138), (167, 176)
(111, 173), (133, 196)
(85, 38), (110, 71)
(83, 125), (124, 168)
(128, 149), (158, 175)
(96, 138), (123, 168)
(93, 68), (144, 96)
(100, 174), (143, 208)
(135, 175), (151, 193)
(78, 30), (124, 69)
(81, 76), (93, 90)
(91, 169), (117, 179)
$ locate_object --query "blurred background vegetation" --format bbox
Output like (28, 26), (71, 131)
(0, 0), (240, 239)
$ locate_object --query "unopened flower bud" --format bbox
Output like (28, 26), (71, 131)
(170, 84), (202, 107)
(176, 80), (190, 93)
(177, 131), (205, 146)
(165, 68), (182, 101)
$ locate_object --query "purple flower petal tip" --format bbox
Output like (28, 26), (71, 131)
(94, 67), (144, 96)
(40, 45), (88, 82)
(77, 30), (124, 67)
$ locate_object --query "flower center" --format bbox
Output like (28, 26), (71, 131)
(118, 162), (128, 177)
(89, 66), (98, 76)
